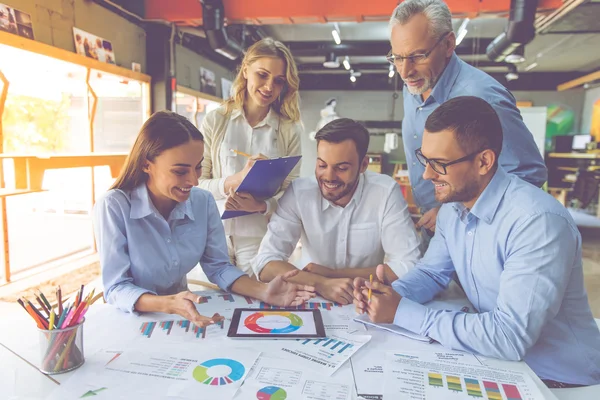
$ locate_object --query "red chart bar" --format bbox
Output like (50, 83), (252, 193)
(502, 384), (522, 400)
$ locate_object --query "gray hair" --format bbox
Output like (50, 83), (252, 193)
(389, 0), (452, 40)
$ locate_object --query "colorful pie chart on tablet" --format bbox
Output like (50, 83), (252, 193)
(256, 386), (287, 400)
(244, 311), (303, 334)
(192, 358), (245, 385)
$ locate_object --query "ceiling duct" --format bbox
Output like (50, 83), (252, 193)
(200, 0), (243, 60)
(486, 0), (539, 62)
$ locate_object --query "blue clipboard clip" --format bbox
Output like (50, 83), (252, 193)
(221, 155), (301, 220)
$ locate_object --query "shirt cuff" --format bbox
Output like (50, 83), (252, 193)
(109, 286), (156, 314)
(218, 178), (227, 198)
(262, 199), (273, 216)
(214, 265), (246, 291)
(393, 297), (428, 335)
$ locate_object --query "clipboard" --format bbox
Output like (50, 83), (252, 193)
(221, 155), (301, 220)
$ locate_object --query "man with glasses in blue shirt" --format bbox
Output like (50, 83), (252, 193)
(353, 96), (600, 388)
(389, 0), (547, 234)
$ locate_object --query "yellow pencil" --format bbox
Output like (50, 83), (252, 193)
(49, 308), (55, 330)
(368, 274), (373, 303)
(229, 148), (252, 158)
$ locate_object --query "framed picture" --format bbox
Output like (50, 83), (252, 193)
(221, 78), (233, 100)
(0, 3), (34, 40)
(72, 27), (115, 65)
(199, 67), (217, 96)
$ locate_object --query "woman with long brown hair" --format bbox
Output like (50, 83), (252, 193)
(198, 38), (302, 277)
(93, 111), (313, 326)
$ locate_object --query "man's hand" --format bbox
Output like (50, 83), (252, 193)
(416, 206), (440, 232)
(359, 279), (402, 323)
(164, 291), (223, 327)
(303, 263), (336, 278)
(315, 278), (354, 305)
(263, 270), (316, 307)
(225, 189), (267, 213)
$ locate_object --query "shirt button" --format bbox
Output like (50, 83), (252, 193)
(166, 238), (171, 243)
(418, 107), (423, 111)
(467, 231), (473, 236)
(412, 162), (416, 166)
(413, 135), (418, 139)
(173, 261), (179, 266)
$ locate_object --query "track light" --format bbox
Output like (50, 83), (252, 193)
(323, 52), (340, 68)
(388, 64), (395, 78)
(332, 23), (341, 45)
(343, 56), (351, 70)
(505, 65), (519, 81)
(505, 45), (526, 64)
(456, 18), (469, 45)
(350, 75), (356, 83)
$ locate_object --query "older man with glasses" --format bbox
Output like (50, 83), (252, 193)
(389, 0), (547, 236)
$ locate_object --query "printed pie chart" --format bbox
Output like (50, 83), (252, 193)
(193, 358), (245, 385)
(244, 311), (303, 334)
(257, 386), (287, 400)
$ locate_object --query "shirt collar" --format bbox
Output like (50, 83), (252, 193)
(412, 52), (461, 105)
(130, 184), (195, 221)
(320, 172), (365, 211)
(231, 107), (279, 128)
(456, 168), (511, 224)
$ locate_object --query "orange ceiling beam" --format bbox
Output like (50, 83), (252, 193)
(144, 0), (564, 24)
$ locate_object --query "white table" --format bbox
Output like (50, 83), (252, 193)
(1, 296), (599, 400)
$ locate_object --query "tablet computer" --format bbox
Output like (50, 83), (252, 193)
(227, 308), (326, 339)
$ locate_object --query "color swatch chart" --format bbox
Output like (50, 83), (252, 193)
(139, 319), (225, 340)
(426, 372), (524, 399)
(298, 337), (354, 354)
(259, 301), (342, 310)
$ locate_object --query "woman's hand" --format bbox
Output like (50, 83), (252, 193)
(264, 270), (316, 307)
(224, 153), (268, 192)
(164, 291), (223, 327)
(225, 189), (267, 213)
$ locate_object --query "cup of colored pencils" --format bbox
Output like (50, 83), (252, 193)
(17, 285), (96, 374)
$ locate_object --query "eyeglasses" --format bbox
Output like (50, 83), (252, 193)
(386, 32), (450, 66)
(414, 147), (482, 175)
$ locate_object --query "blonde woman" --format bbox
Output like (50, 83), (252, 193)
(198, 38), (302, 277)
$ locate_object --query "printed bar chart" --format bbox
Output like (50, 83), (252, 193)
(446, 375), (462, 392)
(198, 296), (211, 304)
(465, 378), (483, 398)
(219, 294), (235, 302)
(484, 381), (502, 400)
(502, 384), (523, 400)
(428, 372), (443, 387)
(260, 301), (342, 310)
(139, 319), (224, 340)
(299, 337), (354, 354)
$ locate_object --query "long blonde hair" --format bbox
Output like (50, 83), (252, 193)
(223, 38), (300, 122)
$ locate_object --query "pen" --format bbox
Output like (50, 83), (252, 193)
(368, 274), (373, 303)
(229, 148), (252, 158)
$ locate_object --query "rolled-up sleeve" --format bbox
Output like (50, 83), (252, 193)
(381, 184), (422, 278)
(200, 195), (246, 290)
(252, 184), (302, 278)
(394, 213), (576, 361)
(93, 194), (155, 313)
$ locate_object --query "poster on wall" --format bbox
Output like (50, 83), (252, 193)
(0, 3), (34, 40)
(200, 67), (217, 96)
(221, 78), (232, 100)
(72, 27), (116, 64)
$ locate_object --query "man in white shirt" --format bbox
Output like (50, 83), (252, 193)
(252, 118), (422, 304)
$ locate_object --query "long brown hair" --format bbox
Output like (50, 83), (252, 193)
(110, 111), (204, 191)
(223, 37), (300, 122)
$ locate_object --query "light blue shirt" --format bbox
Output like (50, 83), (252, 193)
(93, 184), (245, 313)
(402, 53), (547, 211)
(392, 168), (600, 385)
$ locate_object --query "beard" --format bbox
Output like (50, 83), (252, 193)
(319, 172), (360, 204)
(435, 179), (480, 205)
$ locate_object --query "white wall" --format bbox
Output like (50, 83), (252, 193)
(582, 86), (600, 134)
(298, 89), (585, 178)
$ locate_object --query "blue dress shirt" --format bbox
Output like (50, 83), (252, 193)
(93, 184), (245, 313)
(392, 168), (600, 385)
(402, 53), (548, 211)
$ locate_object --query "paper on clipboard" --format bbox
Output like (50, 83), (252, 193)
(221, 155), (301, 220)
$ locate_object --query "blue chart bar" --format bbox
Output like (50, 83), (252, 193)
(323, 339), (335, 347)
(338, 343), (353, 353)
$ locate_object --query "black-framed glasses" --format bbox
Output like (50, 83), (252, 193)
(386, 32), (450, 66)
(415, 147), (482, 175)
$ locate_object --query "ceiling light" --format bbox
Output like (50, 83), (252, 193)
(388, 64), (395, 78)
(343, 56), (351, 70)
(456, 18), (469, 45)
(350, 75), (356, 83)
(505, 45), (526, 64)
(505, 65), (519, 81)
(524, 62), (538, 71)
(323, 52), (340, 68)
(332, 23), (341, 45)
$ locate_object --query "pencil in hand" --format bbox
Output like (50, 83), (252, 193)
(368, 274), (373, 304)
(229, 148), (252, 158)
